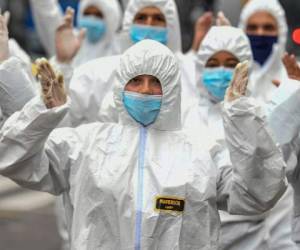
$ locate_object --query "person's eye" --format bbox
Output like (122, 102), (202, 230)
(154, 15), (166, 23)
(247, 24), (258, 31)
(129, 78), (141, 85)
(263, 24), (276, 32)
(135, 14), (146, 22)
(206, 63), (219, 68)
(225, 61), (238, 68)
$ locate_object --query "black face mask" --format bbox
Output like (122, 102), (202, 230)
(248, 34), (278, 66)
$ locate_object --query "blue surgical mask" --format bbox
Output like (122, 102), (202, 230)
(130, 24), (168, 45)
(202, 67), (234, 101)
(123, 91), (162, 126)
(78, 16), (106, 43)
(248, 34), (278, 66)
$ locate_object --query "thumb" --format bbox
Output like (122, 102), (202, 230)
(78, 28), (86, 45)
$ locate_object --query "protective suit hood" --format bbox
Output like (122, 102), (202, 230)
(121, 0), (182, 53)
(74, 0), (122, 65)
(114, 39), (181, 131)
(238, 0), (288, 102)
(196, 26), (252, 102)
(239, 0), (287, 54)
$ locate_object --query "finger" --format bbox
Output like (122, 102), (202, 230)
(37, 58), (55, 81)
(3, 11), (10, 26)
(57, 74), (65, 88)
(282, 53), (290, 67)
(290, 54), (298, 67)
(44, 60), (57, 80)
(0, 15), (7, 33)
(216, 11), (231, 26)
(64, 7), (75, 28)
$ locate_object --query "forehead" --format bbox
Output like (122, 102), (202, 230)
(247, 11), (277, 25)
(208, 51), (238, 61)
(137, 6), (163, 15)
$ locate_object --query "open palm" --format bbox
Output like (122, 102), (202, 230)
(282, 53), (300, 81)
(36, 58), (67, 109)
(55, 7), (85, 63)
(225, 61), (249, 102)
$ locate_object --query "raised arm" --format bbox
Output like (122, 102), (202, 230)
(0, 59), (71, 194)
(216, 62), (287, 215)
(29, 0), (63, 56)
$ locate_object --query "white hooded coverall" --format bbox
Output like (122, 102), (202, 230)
(0, 40), (287, 250)
(29, 0), (122, 65)
(67, 0), (183, 127)
(239, 0), (289, 104)
(182, 26), (297, 250)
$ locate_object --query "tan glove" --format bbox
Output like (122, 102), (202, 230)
(35, 58), (67, 109)
(225, 61), (249, 102)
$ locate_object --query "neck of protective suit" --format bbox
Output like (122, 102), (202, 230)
(130, 24), (168, 45)
(78, 16), (106, 43)
(248, 34), (278, 66)
(202, 67), (234, 101)
(123, 91), (162, 126)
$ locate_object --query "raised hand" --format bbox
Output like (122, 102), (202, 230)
(36, 58), (67, 109)
(55, 7), (85, 63)
(282, 52), (300, 81)
(225, 61), (249, 102)
(192, 12), (213, 52)
(0, 11), (9, 62)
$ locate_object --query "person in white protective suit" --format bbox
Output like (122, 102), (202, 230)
(29, 0), (122, 65)
(239, 0), (289, 104)
(118, 0), (182, 53)
(182, 25), (297, 250)
(267, 53), (300, 249)
(67, 0), (184, 127)
(0, 40), (288, 250)
(0, 12), (36, 128)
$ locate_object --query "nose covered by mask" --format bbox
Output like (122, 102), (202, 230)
(248, 35), (278, 66)
(130, 24), (168, 45)
(78, 15), (106, 43)
(202, 67), (234, 101)
(123, 91), (162, 126)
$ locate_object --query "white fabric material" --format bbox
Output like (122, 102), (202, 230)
(0, 40), (35, 127)
(8, 39), (31, 66)
(29, 0), (122, 65)
(182, 26), (296, 250)
(119, 0), (182, 53)
(239, 0), (288, 103)
(29, 0), (63, 56)
(0, 40), (287, 249)
(197, 26), (252, 103)
(0, 55), (36, 128)
(267, 82), (300, 247)
(68, 0), (184, 126)
(68, 55), (119, 127)
(73, 0), (122, 66)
